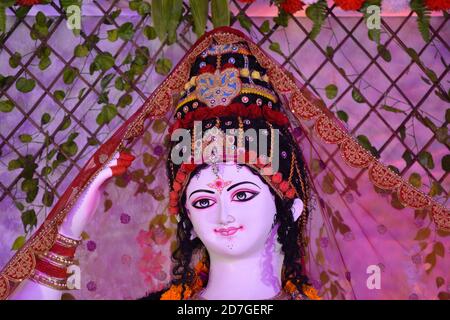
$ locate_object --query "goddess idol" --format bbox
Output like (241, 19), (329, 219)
(1, 27), (448, 300)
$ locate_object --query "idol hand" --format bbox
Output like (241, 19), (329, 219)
(58, 151), (135, 239)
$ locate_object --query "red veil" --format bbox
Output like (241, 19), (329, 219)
(0, 27), (448, 300)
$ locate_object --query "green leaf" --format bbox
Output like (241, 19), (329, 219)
(11, 236), (26, 251)
(117, 94), (132, 108)
(336, 110), (348, 123)
(273, 8), (289, 27)
(38, 56), (51, 70)
(351, 88), (365, 103)
(381, 105), (406, 114)
(269, 42), (283, 56)
(368, 28), (380, 44)
(237, 14), (252, 32)
(21, 209), (37, 232)
(260, 20), (270, 33)
(60, 115), (71, 131)
(325, 84), (338, 99)
(118, 22), (135, 41)
(19, 134), (32, 143)
(54, 90), (66, 101)
(305, 0), (327, 40)
(107, 29), (118, 42)
(101, 73), (115, 89)
(9, 52), (22, 69)
(94, 53), (115, 72)
(0, 99), (14, 112)
(424, 68), (438, 83)
(129, 0), (140, 11)
(61, 140), (78, 156)
(36, 11), (46, 25)
(166, 0), (183, 44)
(402, 150), (414, 166)
(409, 172), (422, 188)
(406, 47), (420, 63)
(152, 0), (167, 41)
(63, 67), (79, 85)
(138, 1), (151, 16)
(16, 77), (36, 93)
(96, 104), (117, 125)
(418, 151), (434, 169)
(152, 119), (167, 133)
(377, 44), (391, 62)
(42, 190), (54, 207)
(155, 58), (172, 76)
(189, 0), (209, 37)
(211, 0), (230, 28)
(442, 154), (450, 172)
(0, 7), (6, 34)
(74, 44), (89, 57)
(8, 159), (22, 171)
(41, 166), (52, 176)
(144, 25), (157, 40)
(326, 46), (334, 59)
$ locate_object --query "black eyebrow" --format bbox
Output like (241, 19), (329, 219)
(226, 181), (261, 191)
(189, 189), (215, 199)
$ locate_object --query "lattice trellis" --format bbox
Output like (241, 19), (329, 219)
(0, 0), (448, 266)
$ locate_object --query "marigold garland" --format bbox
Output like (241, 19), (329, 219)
(280, 0), (305, 14)
(333, 0), (365, 11)
(161, 261), (321, 300)
(425, 0), (450, 10)
(16, 0), (41, 5)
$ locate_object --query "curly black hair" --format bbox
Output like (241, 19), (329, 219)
(170, 160), (311, 298)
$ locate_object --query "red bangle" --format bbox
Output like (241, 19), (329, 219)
(35, 257), (67, 279)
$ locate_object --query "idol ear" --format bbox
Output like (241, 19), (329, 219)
(292, 198), (304, 222)
(190, 228), (198, 241)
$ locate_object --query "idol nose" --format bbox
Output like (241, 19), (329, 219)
(218, 197), (235, 225)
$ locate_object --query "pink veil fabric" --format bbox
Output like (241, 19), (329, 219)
(0, 27), (448, 300)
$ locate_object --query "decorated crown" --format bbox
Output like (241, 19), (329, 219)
(167, 40), (311, 228)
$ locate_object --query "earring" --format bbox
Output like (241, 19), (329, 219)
(190, 229), (197, 240)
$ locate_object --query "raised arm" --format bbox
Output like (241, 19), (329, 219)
(9, 151), (135, 300)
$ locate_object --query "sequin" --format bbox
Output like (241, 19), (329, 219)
(241, 96), (249, 103)
(199, 62), (206, 68)
(183, 106), (189, 113)
(256, 98), (263, 106)
(193, 102), (198, 108)
(228, 57), (235, 64)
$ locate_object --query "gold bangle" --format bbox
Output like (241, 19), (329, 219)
(40, 252), (74, 267)
(56, 233), (81, 248)
(29, 270), (68, 291)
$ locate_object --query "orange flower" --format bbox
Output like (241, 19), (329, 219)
(284, 280), (298, 294)
(16, 0), (41, 5)
(160, 284), (193, 300)
(302, 284), (322, 300)
(280, 0), (304, 14)
(425, 0), (450, 10)
(333, 0), (365, 11)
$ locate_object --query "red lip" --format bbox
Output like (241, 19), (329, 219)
(214, 226), (243, 236)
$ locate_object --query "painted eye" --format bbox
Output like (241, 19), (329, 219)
(232, 190), (258, 202)
(192, 198), (215, 209)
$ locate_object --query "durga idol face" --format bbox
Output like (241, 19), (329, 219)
(184, 163), (277, 258)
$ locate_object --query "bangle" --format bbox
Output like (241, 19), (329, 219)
(29, 233), (80, 290)
(55, 233), (82, 248)
(30, 270), (68, 291)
